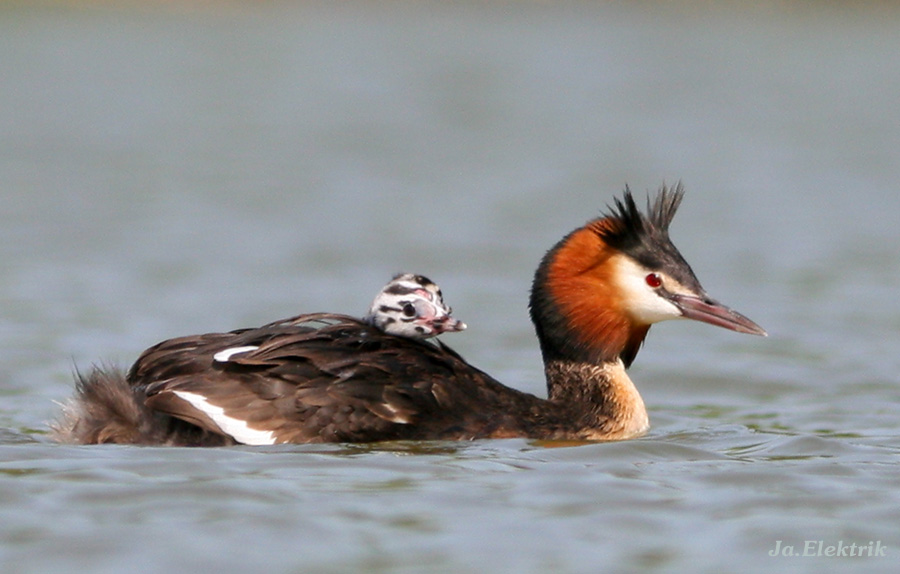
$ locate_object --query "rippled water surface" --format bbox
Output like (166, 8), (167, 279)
(2, 2), (899, 573)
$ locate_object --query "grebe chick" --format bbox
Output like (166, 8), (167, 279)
(207, 273), (464, 369)
(365, 273), (466, 338)
(52, 184), (765, 446)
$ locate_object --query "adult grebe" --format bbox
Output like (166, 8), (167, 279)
(53, 185), (765, 446)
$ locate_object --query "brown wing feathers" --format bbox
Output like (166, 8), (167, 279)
(133, 315), (469, 443)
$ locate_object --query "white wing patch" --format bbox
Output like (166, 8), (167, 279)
(379, 403), (411, 424)
(172, 390), (277, 446)
(213, 345), (260, 363)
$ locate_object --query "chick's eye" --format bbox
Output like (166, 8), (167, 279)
(645, 273), (662, 288)
(402, 303), (416, 317)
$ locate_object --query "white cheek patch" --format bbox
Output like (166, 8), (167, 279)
(172, 390), (277, 446)
(612, 256), (683, 325)
(213, 346), (260, 363)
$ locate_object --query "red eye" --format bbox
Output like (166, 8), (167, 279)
(645, 273), (662, 288)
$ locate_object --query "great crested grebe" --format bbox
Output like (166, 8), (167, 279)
(53, 184), (765, 446)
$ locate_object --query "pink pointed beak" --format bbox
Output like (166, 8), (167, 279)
(670, 294), (767, 336)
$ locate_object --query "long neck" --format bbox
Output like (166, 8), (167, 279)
(544, 359), (649, 440)
(529, 223), (652, 439)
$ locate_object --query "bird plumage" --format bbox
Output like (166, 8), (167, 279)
(52, 185), (765, 446)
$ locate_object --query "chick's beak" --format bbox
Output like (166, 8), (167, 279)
(669, 294), (767, 336)
(432, 315), (467, 334)
(413, 299), (467, 335)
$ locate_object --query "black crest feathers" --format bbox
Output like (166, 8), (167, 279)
(597, 182), (684, 250)
(594, 183), (701, 290)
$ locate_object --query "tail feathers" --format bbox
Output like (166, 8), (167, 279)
(51, 366), (164, 445)
(52, 365), (233, 446)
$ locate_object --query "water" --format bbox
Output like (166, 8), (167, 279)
(2, 1), (899, 572)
